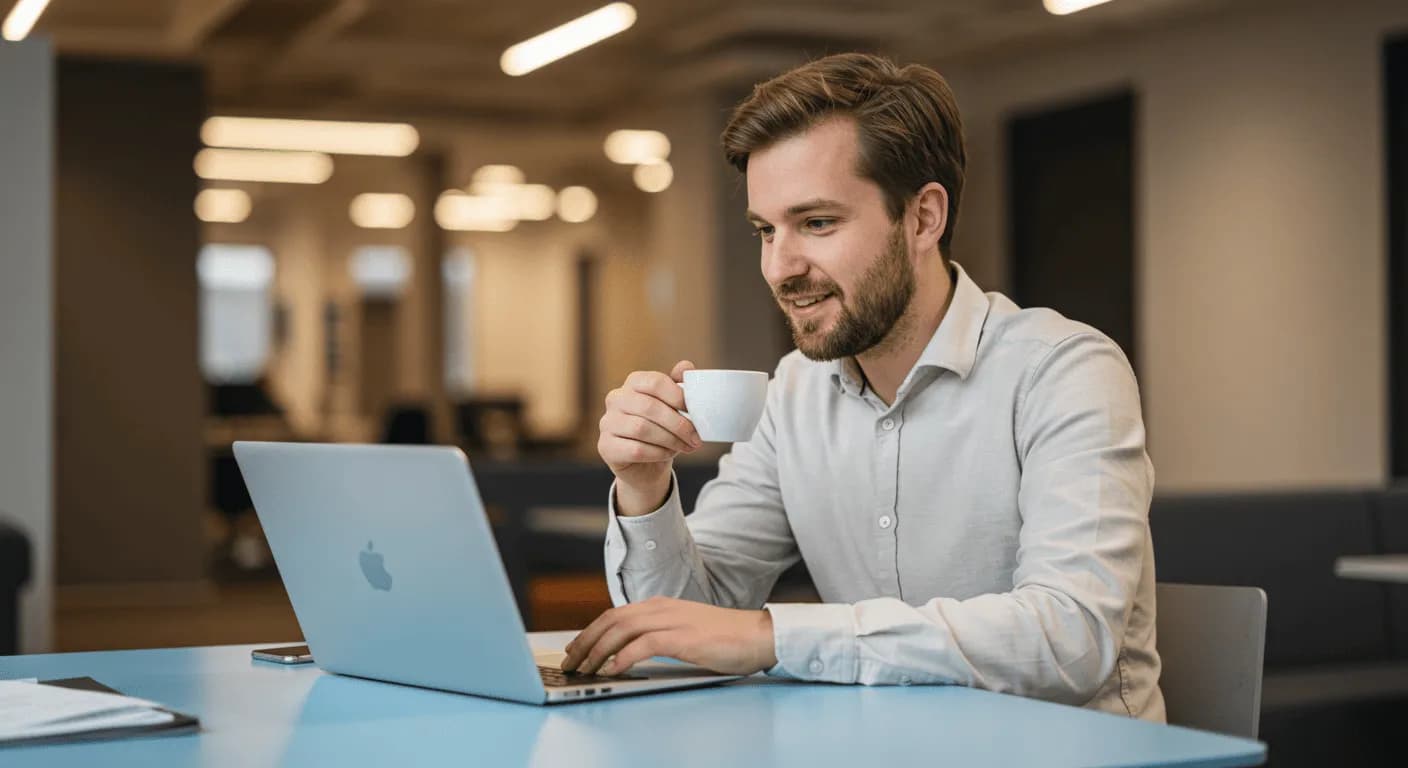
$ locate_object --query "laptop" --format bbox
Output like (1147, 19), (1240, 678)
(232, 441), (741, 705)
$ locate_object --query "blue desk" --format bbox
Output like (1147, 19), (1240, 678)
(2, 632), (1265, 767)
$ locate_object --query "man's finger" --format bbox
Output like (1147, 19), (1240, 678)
(577, 614), (673, 675)
(599, 435), (676, 466)
(562, 608), (623, 671)
(614, 391), (700, 447)
(562, 598), (672, 671)
(625, 370), (687, 411)
(602, 410), (694, 454)
(602, 630), (687, 676)
(670, 360), (696, 382)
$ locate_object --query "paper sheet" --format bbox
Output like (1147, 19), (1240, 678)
(0, 680), (175, 742)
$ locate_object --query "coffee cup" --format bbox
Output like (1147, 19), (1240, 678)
(678, 369), (769, 443)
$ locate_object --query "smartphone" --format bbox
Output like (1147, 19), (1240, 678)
(251, 644), (314, 664)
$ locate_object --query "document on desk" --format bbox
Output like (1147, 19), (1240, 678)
(0, 678), (197, 746)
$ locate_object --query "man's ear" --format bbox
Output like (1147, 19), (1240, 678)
(910, 182), (949, 256)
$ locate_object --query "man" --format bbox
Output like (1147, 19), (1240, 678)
(561, 52), (1163, 721)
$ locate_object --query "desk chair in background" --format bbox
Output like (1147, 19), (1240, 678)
(1156, 582), (1268, 739)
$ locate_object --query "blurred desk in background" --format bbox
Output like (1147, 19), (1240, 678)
(1335, 555), (1408, 583)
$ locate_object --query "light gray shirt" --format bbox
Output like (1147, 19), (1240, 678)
(604, 262), (1164, 721)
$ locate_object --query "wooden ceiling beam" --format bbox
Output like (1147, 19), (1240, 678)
(167, 0), (252, 52)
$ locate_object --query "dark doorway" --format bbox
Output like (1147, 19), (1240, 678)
(1387, 35), (1408, 477)
(1007, 90), (1138, 372)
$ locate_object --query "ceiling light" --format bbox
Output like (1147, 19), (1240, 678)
(201, 117), (419, 157)
(350, 193), (416, 229)
(1043, 0), (1115, 15)
(557, 186), (598, 223)
(470, 165), (526, 187)
(2, 0), (52, 41)
(633, 161), (673, 193)
(195, 189), (253, 224)
(500, 2), (637, 76)
(435, 191), (518, 232)
(604, 129), (670, 165)
(475, 183), (557, 222)
(195, 149), (334, 184)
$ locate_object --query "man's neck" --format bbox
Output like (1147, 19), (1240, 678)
(855, 261), (956, 406)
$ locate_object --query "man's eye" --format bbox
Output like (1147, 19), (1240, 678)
(805, 218), (836, 231)
(752, 226), (775, 238)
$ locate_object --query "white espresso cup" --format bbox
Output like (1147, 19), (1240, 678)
(678, 369), (769, 443)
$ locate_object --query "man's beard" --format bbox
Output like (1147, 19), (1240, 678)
(777, 224), (916, 361)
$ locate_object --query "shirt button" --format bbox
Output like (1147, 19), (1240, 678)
(879, 515), (892, 529)
(808, 659), (824, 675)
(644, 540), (658, 551)
(881, 418), (896, 431)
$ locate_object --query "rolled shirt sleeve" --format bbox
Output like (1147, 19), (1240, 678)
(603, 369), (800, 610)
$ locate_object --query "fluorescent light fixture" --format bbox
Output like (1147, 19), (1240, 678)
(198, 244), (275, 290)
(2, 0), (52, 41)
(470, 165), (526, 187)
(202, 117), (419, 157)
(557, 186), (598, 223)
(1043, 0), (1115, 15)
(500, 2), (637, 76)
(195, 149), (334, 184)
(351, 246), (412, 297)
(604, 129), (670, 165)
(435, 191), (518, 232)
(349, 193), (416, 229)
(195, 189), (253, 223)
(633, 160), (673, 193)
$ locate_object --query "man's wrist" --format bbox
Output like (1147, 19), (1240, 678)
(614, 474), (672, 517)
(757, 608), (778, 670)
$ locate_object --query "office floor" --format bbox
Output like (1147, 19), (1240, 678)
(54, 575), (612, 652)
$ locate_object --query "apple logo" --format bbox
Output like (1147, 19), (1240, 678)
(359, 541), (393, 591)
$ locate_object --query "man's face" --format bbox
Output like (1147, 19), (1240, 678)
(745, 117), (915, 361)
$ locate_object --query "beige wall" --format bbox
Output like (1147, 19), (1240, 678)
(944, 0), (1408, 491)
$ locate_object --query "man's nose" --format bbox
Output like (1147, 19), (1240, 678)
(761, 232), (809, 289)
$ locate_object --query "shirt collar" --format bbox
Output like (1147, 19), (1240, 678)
(830, 261), (990, 396)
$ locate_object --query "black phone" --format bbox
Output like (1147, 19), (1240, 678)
(251, 644), (314, 664)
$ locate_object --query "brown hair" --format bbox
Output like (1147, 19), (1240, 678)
(722, 53), (966, 254)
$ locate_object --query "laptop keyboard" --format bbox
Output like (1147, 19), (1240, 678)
(538, 665), (638, 687)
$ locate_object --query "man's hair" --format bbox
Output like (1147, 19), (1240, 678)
(721, 52), (966, 255)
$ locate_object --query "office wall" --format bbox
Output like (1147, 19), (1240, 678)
(54, 58), (207, 584)
(0, 40), (54, 653)
(946, 0), (1408, 491)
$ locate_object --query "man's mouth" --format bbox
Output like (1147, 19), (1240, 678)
(787, 292), (834, 309)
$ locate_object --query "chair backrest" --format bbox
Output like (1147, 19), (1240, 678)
(1155, 582), (1268, 739)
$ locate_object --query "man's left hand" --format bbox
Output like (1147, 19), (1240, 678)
(561, 596), (778, 676)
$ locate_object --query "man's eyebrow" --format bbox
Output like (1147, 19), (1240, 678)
(745, 198), (850, 224)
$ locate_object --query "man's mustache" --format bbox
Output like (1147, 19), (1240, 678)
(774, 278), (840, 301)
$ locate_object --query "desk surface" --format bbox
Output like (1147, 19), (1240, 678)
(1335, 554), (1408, 583)
(1, 632), (1265, 768)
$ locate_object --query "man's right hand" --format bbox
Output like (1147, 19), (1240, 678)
(598, 361), (703, 516)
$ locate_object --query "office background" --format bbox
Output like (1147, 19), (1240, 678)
(2, 0), (1408, 763)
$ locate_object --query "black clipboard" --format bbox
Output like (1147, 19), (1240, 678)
(1, 677), (200, 748)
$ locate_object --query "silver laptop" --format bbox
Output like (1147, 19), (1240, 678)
(233, 441), (740, 705)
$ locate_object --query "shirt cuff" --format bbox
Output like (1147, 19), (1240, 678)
(607, 473), (690, 569)
(763, 602), (859, 683)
